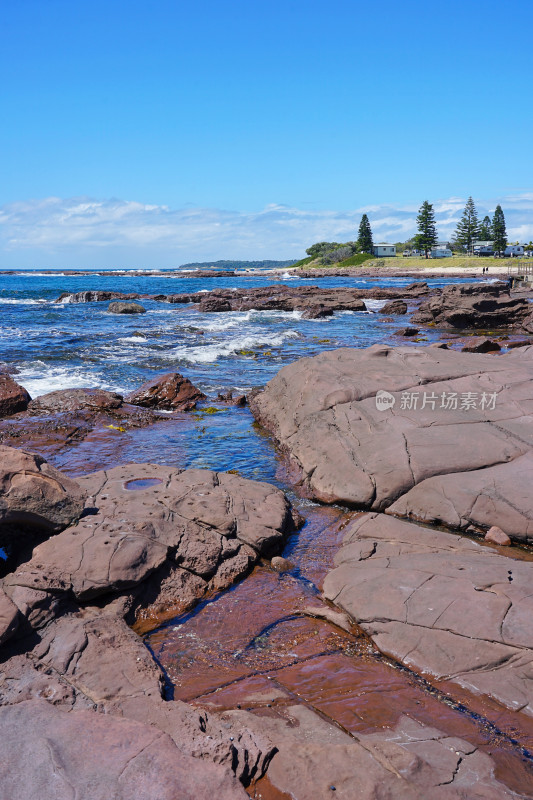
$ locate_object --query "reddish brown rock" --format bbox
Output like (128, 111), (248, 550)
(6, 463), (293, 613)
(485, 525), (512, 545)
(381, 299), (408, 315)
(395, 326), (419, 336)
(412, 283), (529, 329)
(0, 446), (86, 539)
(28, 387), (123, 414)
(461, 337), (501, 353)
(125, 372), (206, 410)
(108, 300), (146, 314)
(57, 290), (140, 303)
(250, 344), (533, 542)
(226, 705), (516, 800)
(0, 699), (247, 800)
(388, 450), (533, 543)
(323, 513), (533, 717)
(0, 375), (30, 417)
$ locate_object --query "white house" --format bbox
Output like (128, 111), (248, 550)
(373, 243), (396, 257)
(430, 246), (453, 258)
(505, 245), (524, 257)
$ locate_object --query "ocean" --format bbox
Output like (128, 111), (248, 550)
(1, 268), (480, 482)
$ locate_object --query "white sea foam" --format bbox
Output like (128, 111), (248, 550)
(0, 297), (49, 305)
(362, 299), (389, 311)
(281, 271), (297, 280)
(118, 335), (148, 343)
(17, 362), (118, 398)
(170, 330), (299, 364)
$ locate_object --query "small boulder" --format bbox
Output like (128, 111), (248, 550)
(28, 388), (123, 414)
(381, 300), (408, 315)
(270, 556), (294, 572)
(0, 375), (31, 417)
(0, 446), (86, 538)
(126, 373), (206, 411)
(461, 337), (501, 353)
(485, 526), (512, 546)
(108, 301), (146, 314)
(394, 327), (419, 337)
(217, 390), (247, 406)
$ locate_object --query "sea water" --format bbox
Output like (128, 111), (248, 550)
(0, 268), (480, 482)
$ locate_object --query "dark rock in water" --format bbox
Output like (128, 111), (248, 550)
(322, 512), (533, 716)
(412, 283), (530, 329)
(0, 445), (86, 540)
(126, 372), (206, 411)
(0, 699), (247, 800)
(507, 338), (533, 349)
(270, 556), (294, 572)
(0, 376), (31, 418)
(217, 390), (247, 406)
(108, 300), (146, 314)
(201, 297), (232, 312)
(0, 363), (19, 376)
(381, 299), (407, 315)
(461, 337), (501, 353)
(57, 290), (140, 303)
(163, 283), (433, 316)
(250, 344), (533, 543)
(394, 326), (419, 337)
(28, 388), (123, 414)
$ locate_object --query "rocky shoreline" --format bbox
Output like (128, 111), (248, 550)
(3, 277), (533, 797)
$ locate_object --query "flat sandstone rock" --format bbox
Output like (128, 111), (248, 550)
(323, 513), (533, 716)
(250, 344), (533, 542)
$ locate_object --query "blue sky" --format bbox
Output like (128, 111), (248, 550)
(1, 0), (532, 266)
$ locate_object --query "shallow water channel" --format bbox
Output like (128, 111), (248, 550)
(146, 496), (533, 797)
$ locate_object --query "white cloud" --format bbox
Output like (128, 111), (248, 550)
(0, 193), (532, 268)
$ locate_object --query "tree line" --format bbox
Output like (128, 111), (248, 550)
(358, 197), (508, 259)
(305, 199), (511, 265)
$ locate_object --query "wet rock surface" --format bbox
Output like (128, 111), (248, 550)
(55, 280), (431, 318)
(323, 512), (533, 717)
(0, 449), (295, 796)
(412, 282), (531, 330)
(0, 445), (86, 547)
(0, 375), (31, 417)
(108, 300), (147, 314)
(250, 344), (533, 543)
(5, 461), (294, 617)
(125, 371), (206, 410)
(237, 704), (517, 800)
(28, 387), (124, 414)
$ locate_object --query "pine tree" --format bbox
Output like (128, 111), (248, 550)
(478, 215), (492, 240)
(357, 214), (373, 253)
(414, 201), (438, 259)
(492, 205), (507, 254)
(453, 197), (480, 252)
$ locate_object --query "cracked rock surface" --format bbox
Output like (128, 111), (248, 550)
(323, 512), (533, 716)
(0, 450), (296, 797)
(250, 344), (533, 542)
(5, 461), (294, 623)
(227, 704), (517, 799)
